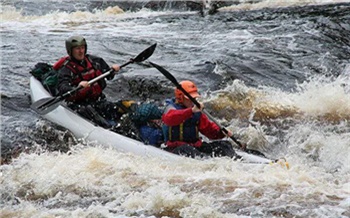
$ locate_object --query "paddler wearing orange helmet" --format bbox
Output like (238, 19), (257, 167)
(162, 80), (238, 158)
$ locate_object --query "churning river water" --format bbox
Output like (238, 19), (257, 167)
(1, 0), (350, 217)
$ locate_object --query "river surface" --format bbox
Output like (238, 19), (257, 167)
(1, 0), (350, 217)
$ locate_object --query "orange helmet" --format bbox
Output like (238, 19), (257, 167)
(175, 80), (200, 103)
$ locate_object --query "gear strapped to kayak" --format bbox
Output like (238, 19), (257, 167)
(129, 103), (164, 146)
(30, 62), (59, 96)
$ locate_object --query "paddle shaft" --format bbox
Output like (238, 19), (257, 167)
(63, 60), (133, 98)
(62, 44), (154, 98)
(61, 69), (112, 97)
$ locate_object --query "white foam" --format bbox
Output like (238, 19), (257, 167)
(220, 0), (350, 11)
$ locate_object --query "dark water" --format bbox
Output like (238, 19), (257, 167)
(1, 1), (350, 217)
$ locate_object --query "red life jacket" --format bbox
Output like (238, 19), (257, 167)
(53, 56), (104, 102)
(53, 56), (69, 70)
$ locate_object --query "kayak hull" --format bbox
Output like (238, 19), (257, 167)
(30, 76), (273, 164)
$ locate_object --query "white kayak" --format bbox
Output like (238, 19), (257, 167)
(30, 76), (275, 164)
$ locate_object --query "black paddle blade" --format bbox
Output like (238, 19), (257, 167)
(133, 43), (157, 62)
(149, 61), (179, 85)
(30, 97), (62, 115)
(150, 61), (202, 110)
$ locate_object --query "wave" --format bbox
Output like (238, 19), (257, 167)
(219, 0), (350, 11)
(3, 0), (350, 23)
(1, 5), (124, 22)
(209, 67), (350, 123)
(205, 67), (350, 173)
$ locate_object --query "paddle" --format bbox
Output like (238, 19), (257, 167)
(31, 43), (157, 115)
(148, 61), (268, 158)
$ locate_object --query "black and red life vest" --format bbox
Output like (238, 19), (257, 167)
(54, 56), (104, 102)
